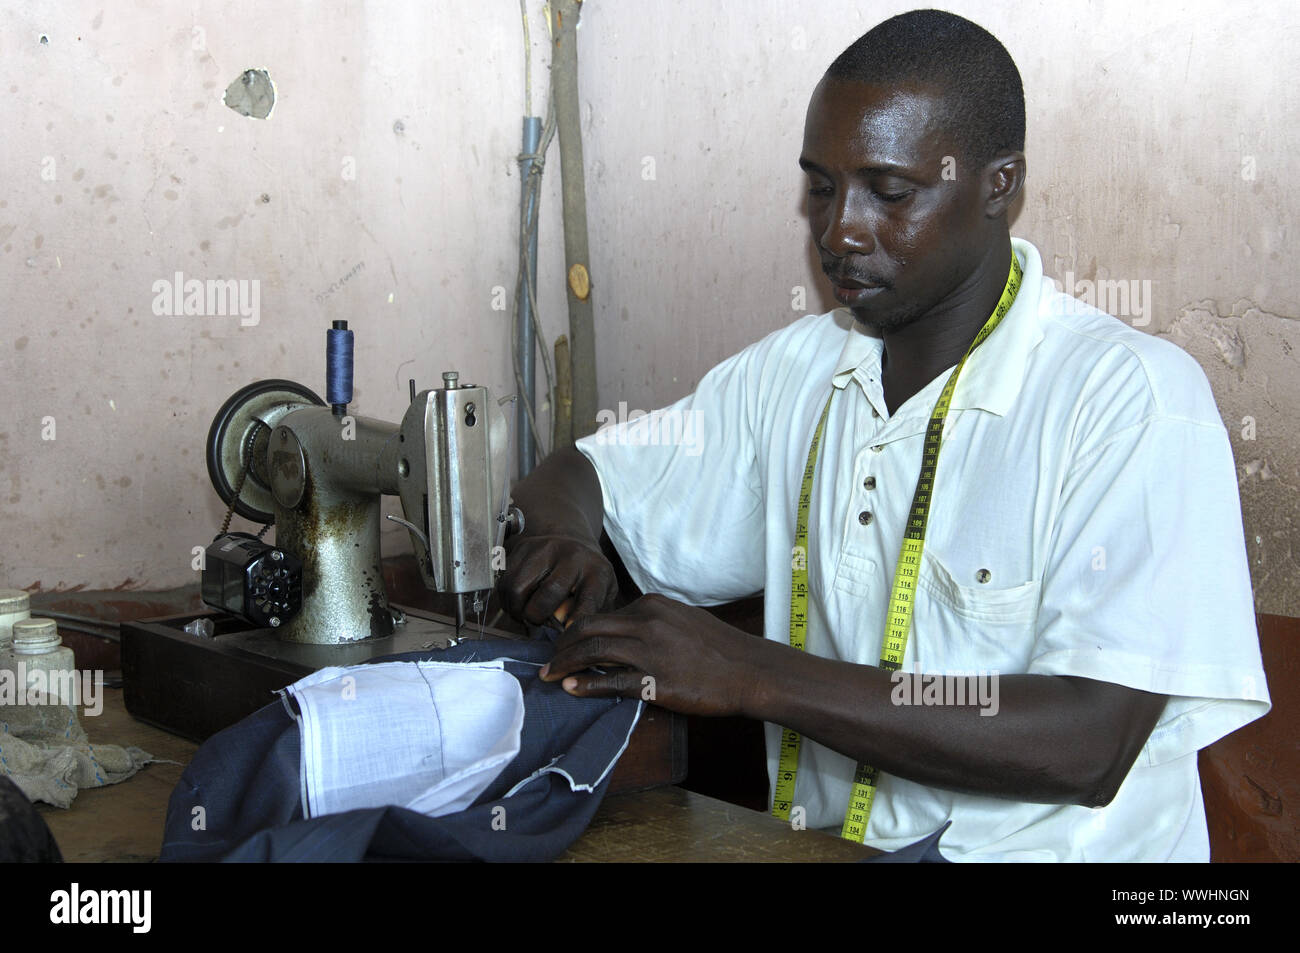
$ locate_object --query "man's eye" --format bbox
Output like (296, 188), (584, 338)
(875, 189), (912, 203)
(807, 185), (833, 197)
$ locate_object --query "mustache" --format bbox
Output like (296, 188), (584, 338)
(821, 262), (893, 290)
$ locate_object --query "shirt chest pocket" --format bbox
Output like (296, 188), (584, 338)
(912, 549), (1041, 671)
(831, 551), (878, 598)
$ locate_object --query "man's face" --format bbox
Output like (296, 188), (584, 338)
(801, 77), (988, 334)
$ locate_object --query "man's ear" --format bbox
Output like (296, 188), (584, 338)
(983, 151), (1025, 218)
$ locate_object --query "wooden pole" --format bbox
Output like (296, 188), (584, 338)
(549, 0), (598, 441)
(552, 334), (573, 450)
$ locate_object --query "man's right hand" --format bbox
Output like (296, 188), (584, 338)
(497, 531), (619, 627)
(495, 446), (619, 627)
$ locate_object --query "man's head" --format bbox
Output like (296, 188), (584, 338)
(801, 10), (1026, 333)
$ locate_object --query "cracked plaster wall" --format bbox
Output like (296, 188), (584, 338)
(1, 1), (1297, 615)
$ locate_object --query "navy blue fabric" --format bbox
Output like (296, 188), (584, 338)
(862, 821), (952, 863)
(159, 638), (640, 862)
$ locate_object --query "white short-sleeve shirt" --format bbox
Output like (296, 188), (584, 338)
(575, 238), (1270, 861)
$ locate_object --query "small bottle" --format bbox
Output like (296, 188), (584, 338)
(9, 618), (81, 738)
(0, 589), (30, 660)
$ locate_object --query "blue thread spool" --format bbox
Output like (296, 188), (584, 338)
(327, 320), (354, 416)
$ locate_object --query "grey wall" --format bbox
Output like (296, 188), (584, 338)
(2, 1), (1297, 614)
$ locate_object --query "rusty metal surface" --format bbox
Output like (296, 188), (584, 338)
(270, 408), (401, 644)
(205, 381), (510, 646)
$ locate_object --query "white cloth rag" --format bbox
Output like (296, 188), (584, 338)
(0, 704), (153, 809)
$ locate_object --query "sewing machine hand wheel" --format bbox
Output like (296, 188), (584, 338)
(206, 379), (325, 525)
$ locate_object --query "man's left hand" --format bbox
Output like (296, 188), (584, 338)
(539, 593), (758, 717)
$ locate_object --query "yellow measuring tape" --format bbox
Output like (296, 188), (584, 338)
(772, 251), (1024, 841)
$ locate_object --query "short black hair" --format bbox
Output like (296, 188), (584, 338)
(825, 9), (1025, 165)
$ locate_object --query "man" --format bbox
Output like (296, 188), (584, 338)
(498, 10), (1269, 861)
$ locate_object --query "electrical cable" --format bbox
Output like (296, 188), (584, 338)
(46, 621), (121, 644)
(22, 611), (122, 643)
(513, 93), (559, 460)
(31, 610), (120, 629)
(513, 2), (560, 462)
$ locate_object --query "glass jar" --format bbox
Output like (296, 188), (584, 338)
(6, 618), (81, 738)
(0, 588), (30, 657)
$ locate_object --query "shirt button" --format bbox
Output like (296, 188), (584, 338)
(870, 444), (884, 453)
(975, 568), (992, 583)
(863, 476), (876, 490)
(858, 511), (873, 526)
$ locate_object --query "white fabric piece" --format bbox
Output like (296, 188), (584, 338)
(575, 237), (1271, 861)
(284, 659), (524, 820)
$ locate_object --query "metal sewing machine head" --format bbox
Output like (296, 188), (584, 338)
(201, 321), (518, 643)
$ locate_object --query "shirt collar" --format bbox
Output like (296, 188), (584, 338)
(829, 238), (1046, 418)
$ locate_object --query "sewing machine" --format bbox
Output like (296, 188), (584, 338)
(120, 323), (685, 791)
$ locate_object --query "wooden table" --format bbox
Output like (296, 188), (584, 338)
(36, 688), (876, 862)
(36, 686), (196, 863)
(560, 786), (876, 861)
